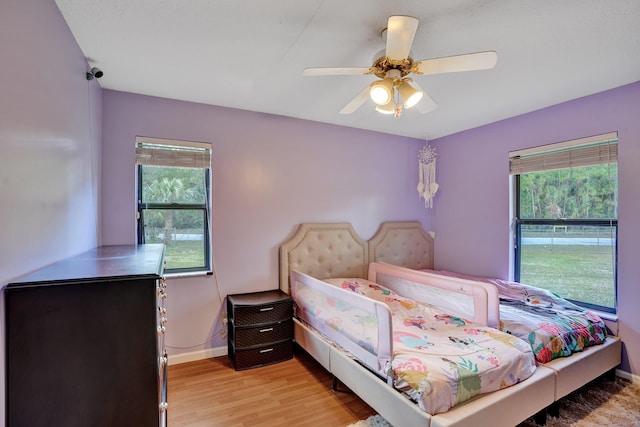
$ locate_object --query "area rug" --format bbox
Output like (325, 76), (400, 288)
(347, 376), (639, 427)
(518, 376), (640, 427)
(346, 414), (392, 427)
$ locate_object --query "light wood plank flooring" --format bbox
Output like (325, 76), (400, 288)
(167, 346), (377, 427)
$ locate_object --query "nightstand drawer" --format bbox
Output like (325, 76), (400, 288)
(234, 301), (292, 326)
(233, 340), (293, 370)
(234, 319), (292, 348)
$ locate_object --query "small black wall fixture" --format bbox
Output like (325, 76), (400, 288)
(86, 67), (104, 80)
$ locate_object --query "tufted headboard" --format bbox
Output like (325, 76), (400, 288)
(279, 223), (368, 294)
(368, 221), (434, 270)
(279, 221), (436, 293)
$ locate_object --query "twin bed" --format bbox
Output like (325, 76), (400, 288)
(279, 221), (621, 427)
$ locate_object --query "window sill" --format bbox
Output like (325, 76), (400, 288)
(164, 270), (212, 280)
(591, 309), (618, 322)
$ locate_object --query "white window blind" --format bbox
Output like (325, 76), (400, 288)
(509, 132), (617, 175)
(136, 136), (211, 168)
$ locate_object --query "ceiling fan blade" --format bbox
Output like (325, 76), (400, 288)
(303, 67), (371, 76)
(415, 50), (497, 75)
(339, 86), (371, 114)
(385, 15), (419, 61)
(410, 81), (437, 114)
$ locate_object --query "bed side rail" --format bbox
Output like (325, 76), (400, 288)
(421, 268), (501, 329)
(368, 262), (494, 327)
(290, 270), (392, 373)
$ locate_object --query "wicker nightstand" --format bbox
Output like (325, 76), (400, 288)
(227, 289), (293, 370)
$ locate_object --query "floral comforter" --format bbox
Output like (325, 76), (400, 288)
(491, 279), (606, 363)
(428, 270), (607, 364)
(302, 278), (536, 415)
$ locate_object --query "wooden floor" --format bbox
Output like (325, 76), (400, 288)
(167, 346), (377, 427)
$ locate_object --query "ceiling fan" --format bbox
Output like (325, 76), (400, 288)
(303, 15), (497, 118)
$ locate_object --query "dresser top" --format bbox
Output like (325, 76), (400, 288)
(7, 244), (165, 287)
(227, 289), (292, 306)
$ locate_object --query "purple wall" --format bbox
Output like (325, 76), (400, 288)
(101, 90), (429, 357)
(0, 0), (102, 420)
(431, 81), (640, 375)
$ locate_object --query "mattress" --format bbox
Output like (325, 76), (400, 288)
(296, 277), (537, 415)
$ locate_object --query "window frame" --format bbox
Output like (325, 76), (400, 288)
(511, 133), (618, 314)
(135, 137), (212, 275)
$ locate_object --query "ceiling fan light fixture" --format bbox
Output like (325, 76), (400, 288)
(369, 78), (394, 105)
(398, 81), (424, 109)
(375, 99), (395, 115)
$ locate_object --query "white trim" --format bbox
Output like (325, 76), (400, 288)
(135, 135), (211, 150)
(615, 369), (640, 385)
(591, 309), (618, 322)
(509, 131), (617, 158)
(164, 270), (212, 279)
(167, 346), (227, 365)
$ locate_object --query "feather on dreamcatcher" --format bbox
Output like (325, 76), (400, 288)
(418, 144), (439, 208)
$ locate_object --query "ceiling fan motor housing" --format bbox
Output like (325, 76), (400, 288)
(371, 56), (415, 78)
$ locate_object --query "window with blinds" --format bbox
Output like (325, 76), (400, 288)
(509, 132), (618, 175)
(136, 137), (212, 274)
(511, 132), (618, 313)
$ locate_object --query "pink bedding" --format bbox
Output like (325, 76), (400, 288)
(298, 277), (536, 414)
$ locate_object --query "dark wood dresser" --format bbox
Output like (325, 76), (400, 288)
(227, 289), (293, 370)
(4, 244), (167, 427)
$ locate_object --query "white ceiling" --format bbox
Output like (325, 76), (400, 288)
(55, 0), (640, 140)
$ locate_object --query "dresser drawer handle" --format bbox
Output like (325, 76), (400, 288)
(259, 328), (274, 333)
(159, 355), (168, 367)
(259, 307), (274, 312)
(259, 348), (274, 353)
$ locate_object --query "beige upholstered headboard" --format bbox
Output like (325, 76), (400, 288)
(279, 223), (368, 294)
(368, 221), (434, 270)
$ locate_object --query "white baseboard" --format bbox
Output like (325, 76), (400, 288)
(168, 346), (227, 365)
(616, 368), (640, 384)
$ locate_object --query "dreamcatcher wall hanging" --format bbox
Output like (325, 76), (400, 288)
(418, 144), (439, 208)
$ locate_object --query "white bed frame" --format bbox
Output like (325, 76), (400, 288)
(368, 221), (622, 408)
(279, 222), (556, 427)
